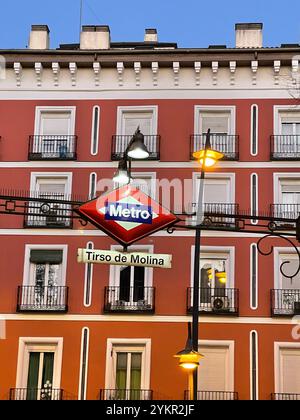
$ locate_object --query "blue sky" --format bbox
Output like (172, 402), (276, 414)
(1, 0), (300, 49)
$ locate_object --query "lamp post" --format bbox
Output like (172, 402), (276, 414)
(113, 128), (150, 184)
(190, 129), (224, 401)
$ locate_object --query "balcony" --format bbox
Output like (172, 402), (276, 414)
(187, 288), (239, 316)
(271, 393), (300, 400)
(111, 135), (160, 160)
(271, 289), (300, 317)
(190, 203), (239, 228)
(184, 391), (238, 400)
(271, 204), (299, 228)
(191, 134), (239, 161)
(99, 389), (153, 400)
(271, 135), (300, 160)
(24, 194), (73, 229)
(10, 388), (64, 400)
(28, 135), (77, 161)
(17, 286), (69, 313)
(104, 287), (155, 314)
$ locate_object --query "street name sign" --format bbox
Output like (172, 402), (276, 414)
(75, 185), (178, 246)
(77, 249), (172, 269)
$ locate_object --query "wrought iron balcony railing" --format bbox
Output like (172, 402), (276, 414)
(271, 135), (300, 160)
(190, 203), (239, 228)
(28, 135), (77, 161)
(10, 388), (64, 400)
(271, 289), (300, 317)
(191, 134), (239, 161)
(271, 393), (300, 400)
(187, 288), (239, 316)
(104, 287), (155, 313)
(100, 389), (153, 401)
(24, 193), (73, 229)
(184, 390), (238, 400)
(111, 135), (160, 160)
(271, 204), (300, 224)
(17, 286), (69, 313)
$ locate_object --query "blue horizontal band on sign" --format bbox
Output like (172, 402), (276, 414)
(105, 202), (153, 224)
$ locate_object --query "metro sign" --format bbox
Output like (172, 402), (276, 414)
(75, 185), (178, 247)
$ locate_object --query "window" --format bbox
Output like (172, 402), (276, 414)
(33, 107), (76, 160)
(274, 176), (300, 219)
(15, 338), (63, 400)
(109, 246), (153, 309)
(278, 253), (300, 290)
(194, 106), (236, 159)
(193, 173), (235, 224)
(27, 173), (72, 228)
(198, 341), (234, 397)
(105, 339), (151, 401)
(117, 106), (158, 137)
(20, 245), (68, 312)
(114, 173), (156, 198)
(275, 344), (300, 396)
(114, 106), (159, 159)
(273, 107), (300, 158)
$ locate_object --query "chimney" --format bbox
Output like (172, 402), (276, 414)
(80, 25), (110, 50)
(29, 25), (50, 50)
(144, 29), (158, 43)
(235, 23), (263, 48)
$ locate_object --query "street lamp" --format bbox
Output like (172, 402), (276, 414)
(190, 129), (224, 401)
(113, 128), (150, 184)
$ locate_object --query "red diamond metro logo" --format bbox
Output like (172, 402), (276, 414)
(75, 185), (178, 247)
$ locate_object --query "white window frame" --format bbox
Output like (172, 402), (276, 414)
(192, 172), (235, 205)
(15, 337), (63, 390)
(30, 172), (72, 196)
(194, 105), (236, 135)
(116, 106), (158, 136)
(22, 244), (68, 287)
(273, 173), (300, 204)
(130, 172), (157, 199)
(105, 338), (151, 392)
(109, 245), (154, 289)
(190, 246), (235, 289)
(34, 106), (76, 136)
(274, 342), (300, 394)
(198, 340), (235, 392)
(274, 247), (300, 289)
(274, 105), (300, 135)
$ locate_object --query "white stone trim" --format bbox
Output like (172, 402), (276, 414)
(78, 327), (90, 400)
(250, 330), (259, 400)
(29, 171), (73, 196)
(116, 105), (158, 136)
(194, 105), (236, 136)
(33, 106), (76, 137)
(90, 105), (100, 156)
(273, 172), (300, 204)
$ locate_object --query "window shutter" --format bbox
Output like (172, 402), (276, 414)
(202, 181), (228, 203)
(123, 113), (152, 136)
(198, 346), (229, 391)
(280, 348), (300, 393)
(40, 112), (71, 136)
(131, 177), (152, 197)
(30, 250), (63, 264)
(201, 113), (230, 134)
(280, 112), (300, 123)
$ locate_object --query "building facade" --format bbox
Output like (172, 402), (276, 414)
(0, 23), (300, 400)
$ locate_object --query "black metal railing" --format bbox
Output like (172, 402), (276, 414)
(271, 289), (300, 317)
(17, 286), (69, 313)
(271, 204), (300, 221)
(187, 288), (239, 315)
(271, 393), (300, 400)
(190, 203), (239, 228)
(24, 193), (73, 229)
(191, 134), (239, 160)
(271, 135), (300, 160)
(28, 135), (77, 160)
(111, 135), (160, 160)
(10, 388), (64, 400)
(104, 287), (155, 313)
(100, 389), (153, 401)
(184, 390), (238, 400)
